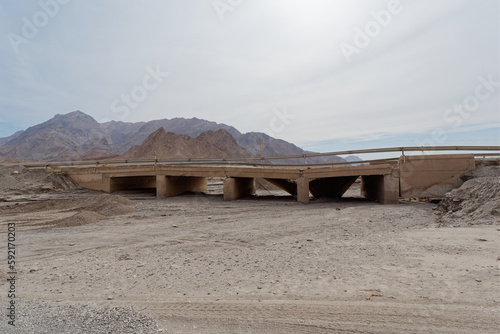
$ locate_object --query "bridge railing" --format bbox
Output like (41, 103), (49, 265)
(23, 145), (500, 168)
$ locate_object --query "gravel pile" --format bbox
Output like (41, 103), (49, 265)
(0, 300), (159, 334)
(438, 161), (500, 226)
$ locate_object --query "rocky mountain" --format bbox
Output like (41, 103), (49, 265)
(122, 128), (250, 160)
(104, 119), (343, 164)
(233, 132), (344, 164)
(0, 111), (116, 162)
(0, 111), (347, 163)
(0, 130), (24, 146)
(102, 118), (242, 154)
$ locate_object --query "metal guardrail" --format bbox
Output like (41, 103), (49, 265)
(23, 145), (500, 168)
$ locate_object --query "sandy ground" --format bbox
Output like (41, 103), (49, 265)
(0, 168), (499, 333)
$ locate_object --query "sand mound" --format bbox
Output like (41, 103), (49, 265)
(0, 193), (137, 229)
(0, 164), (77, 195)
(48, 194), (136, 228)
(438, 176), (500, 226)
(80, 194), (137, 216)
(54, 210), (106, 227)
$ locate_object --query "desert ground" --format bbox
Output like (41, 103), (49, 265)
(0, 162), (499, 333)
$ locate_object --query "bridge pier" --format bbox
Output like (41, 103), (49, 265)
(296, 177), (310, 204)
(361, 174), (399, 204)
(156, 176), (207, 198)
(223, 177), (255, 201)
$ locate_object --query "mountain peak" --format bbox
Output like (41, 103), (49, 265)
(146, 127), (167, 139)
(53, 110), (98, 123)
(1, 110), (111, 161)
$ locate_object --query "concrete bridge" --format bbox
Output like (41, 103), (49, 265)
(61, 154), (478, 204)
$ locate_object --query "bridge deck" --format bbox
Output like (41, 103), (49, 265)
(63, 163), (394, 178)
(64, 163), (398, 204)
(56, 153), (478, 205)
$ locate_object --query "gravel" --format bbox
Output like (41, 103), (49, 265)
(438, 176), (500, 226)
(0, 300), (159, 334)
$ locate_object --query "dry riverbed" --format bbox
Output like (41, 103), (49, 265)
(0, 164), (498, 333)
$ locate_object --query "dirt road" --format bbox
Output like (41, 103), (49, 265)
(0, 187), (498, 333)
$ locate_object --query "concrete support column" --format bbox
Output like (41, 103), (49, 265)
(102, 176), (112, 193)
(361, 174), (399, 204)
(296, 177), (310, 204)
(223, 177), (255, 201)
(156, 175), (167, 198)
(157, 176), (207, 198)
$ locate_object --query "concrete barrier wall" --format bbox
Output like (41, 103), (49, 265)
(399, 154), (475, 198)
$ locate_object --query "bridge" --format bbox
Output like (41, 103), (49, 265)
(27, 146), (499, 204)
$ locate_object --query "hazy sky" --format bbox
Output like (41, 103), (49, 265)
(0, 0), (498, 152)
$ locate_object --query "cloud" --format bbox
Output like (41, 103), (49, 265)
(0, 0), (498, 152)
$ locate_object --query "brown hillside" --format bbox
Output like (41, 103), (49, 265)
(121, 128), (251, 160)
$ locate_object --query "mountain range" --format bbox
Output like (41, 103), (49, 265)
(0, 111), (346, 164)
